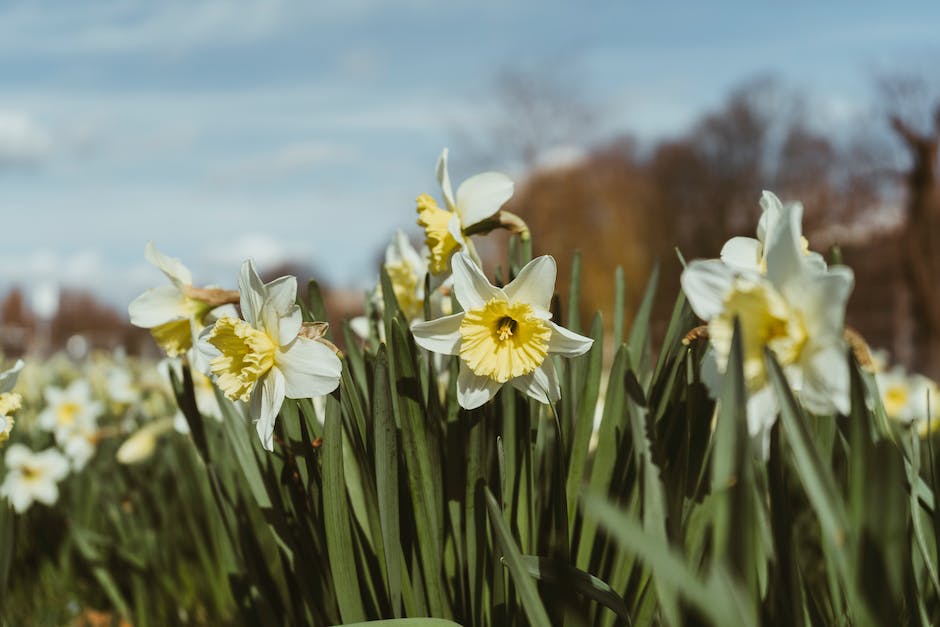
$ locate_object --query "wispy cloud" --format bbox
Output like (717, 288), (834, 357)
(0, 111), (52, 168)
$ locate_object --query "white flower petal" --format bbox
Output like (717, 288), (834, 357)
(680, 259), (735, 321)
(456, 361), (502, 409)
(269, 305), (302, 347)
(277, 338), (342, 399)
(145, 241), (192, 287)
(547, 321), (593, 357)
(789, 265), (854, 337)
(252, 368), (286, 452)
(456, 172), (514, 227)
(756, 191), (785, 243)
(745, 384), (779, 460)
(0, 359), (24, 394)
(264, 275), (299, 318)
(128, 285), (189, 328)
(194, 325), (220, 376)
(799, 342), (850, 416)
(719, 236), (762, 273)
(764, 200), (806, 290)
(31, 479), (59, 506)
(238, 259), (267, 327)
(411, 313), (464, 355)
(451, 252), (503, 311)
(511, 359), (561, 405)
(9, 483), (34, 513)
(4, 443), (31, 469)
(503, 255), (556, 312)
(436, 148), (456, 211)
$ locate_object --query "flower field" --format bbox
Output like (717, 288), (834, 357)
(2, 150), (940, 626)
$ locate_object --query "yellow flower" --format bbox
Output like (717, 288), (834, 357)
(412, 252), (592, 409)
(416, 149), (514, 274)
(199, 260), (342, 451)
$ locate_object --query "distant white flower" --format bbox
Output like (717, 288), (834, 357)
(106, 366), (139, 405)
(38, 380), (102, 443)
(199, 260), (342, 451)
(411, 252), (593, 409)
(682, 197), (853, 457)
(128, 242), (238, 363)
(876, 365), (940, 437)
(416, 149), (514, 274)
(0, 444), (70, 513)
(720, 191), (827, 275)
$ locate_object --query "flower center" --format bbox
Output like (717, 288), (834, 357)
(21, 463), (41, 481)
(57, 402), (80, 427)
(709, 278), (807, 388)
(416, 194), (461, 274)
(207, 317), (277, 402)
(882, 385), (909, 418)
(459, 299), (551, 383)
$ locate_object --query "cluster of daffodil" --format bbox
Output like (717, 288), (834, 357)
(681, 191), (855, 458)
(0, 351), (188, 513)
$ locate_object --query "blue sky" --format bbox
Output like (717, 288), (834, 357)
(0, 1), (937, 310)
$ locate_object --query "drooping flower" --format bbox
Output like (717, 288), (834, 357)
(199, 260), (342, 451)
(0, 444), (70, 513)
(128, 242), (239, 361)
(411, 252), (593, 409)
(0, 360), (24, 446)
(416, 149), (515, 274)
(720, 191), (827, 275)
(682, 197), (854, 456)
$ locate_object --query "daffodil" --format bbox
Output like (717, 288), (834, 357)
(416, 149), (516, 274)
(129, 242), (239, 361)
(198, 260), (342, 451)
(876, 365), (940, 437)
(37, 380), (103, 469)
(0, 444), (70, 513)
(0, 359), (23, 446)
(116, 417), (176, 464)
(720, 191), (827, 275)
(411, 252), (593, 409)
(682, 197), (853, 457)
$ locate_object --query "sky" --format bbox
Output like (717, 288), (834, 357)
(0, 1), (938, 313)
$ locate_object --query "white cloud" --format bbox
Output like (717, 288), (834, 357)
(201, 233), (313, 271)
(0, 111), (51, 168)
(208, 141), (359, 184)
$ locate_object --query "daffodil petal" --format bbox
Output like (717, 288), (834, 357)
(680, 259), (735, 321)
(145, 241), (193, 288)
(0, 359), (24, 394)
(799, 343), (850, 416)
(745, 384), (779, 460)
(504, 255), (556, 313)
(436, 148), (456, 211)
(547, 321), (593, 357)
(511, 359), (561, 405)
(788, 265), (854, 337)
(764, 200), (806, 291)
(756, 191), (785, 243)
(456, 171), (514, 227)
(128, 285), (189, 328)
(264, 275), (298, 318)
(31, 478), (59, 505)
(720, 236), (761, 273)
(277, 338), (342, 399)
(456, 361), (502, 409)
(252, 368), (286, 452)
(239, 259), (266, 328)
(411, 313), (464, 356)
(451, 252), (503, 311)
(4, 443), (31, 468)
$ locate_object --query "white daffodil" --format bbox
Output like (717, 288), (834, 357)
(0, 360), (24, 446)
(682, 198), (854, 457)
(0, 444), (70, 513)
(37, 380), (103, 444)
(876, 366), (940, 437)
(199, 260), (342, 451)
(720, 191), (827, 275)
(129, 242), (239, 362)
(411, 252), (593, 409)
(416, 149), (515, 274)
(352, 230), (453, 342)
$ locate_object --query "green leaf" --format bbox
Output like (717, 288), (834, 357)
(516, 556), (632, 623)
(323, 393), (367, 623)
(485, 487), (552, 627)
(337, 619), (463, 626)
(374, 346), (403, 617)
